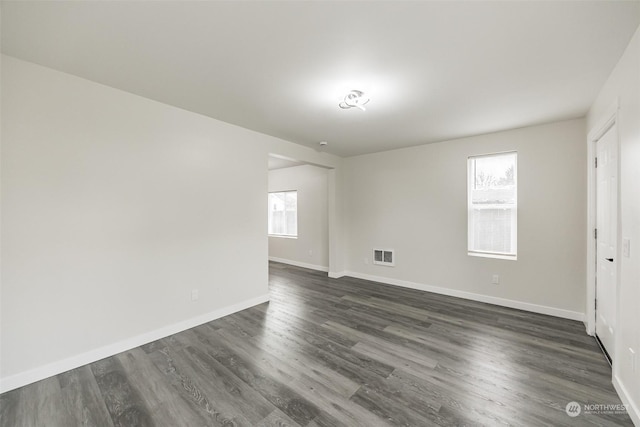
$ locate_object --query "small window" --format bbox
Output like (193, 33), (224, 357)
(268, 191), (298, 237)
(468, 152), (517, 259)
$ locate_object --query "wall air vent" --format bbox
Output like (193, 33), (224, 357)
(373, 248), (395, 266)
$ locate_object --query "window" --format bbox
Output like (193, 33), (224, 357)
(468, 152), (517, 259)
(268, 191), (298, 237)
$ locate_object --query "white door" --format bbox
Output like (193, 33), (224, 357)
(595, 122), (618, 361)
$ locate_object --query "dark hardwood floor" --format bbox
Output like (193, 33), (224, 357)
(0, 262), (632, 426)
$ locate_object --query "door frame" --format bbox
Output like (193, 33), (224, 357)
(585, 101), (620, 338)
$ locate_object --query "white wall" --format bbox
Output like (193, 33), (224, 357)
(588, 26), (640, 425)
(344, 118), (587, 319)
(328, 167), (346, 278)
(268, 165), (329, 271)
(0, 55), (342, 391)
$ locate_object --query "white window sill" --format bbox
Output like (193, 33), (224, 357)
(468, 251), (517, 261)
(268, 234), (298, 239)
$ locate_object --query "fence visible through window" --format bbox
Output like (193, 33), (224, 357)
(468, 152), (517, 259)
(268, 191), (298, 237)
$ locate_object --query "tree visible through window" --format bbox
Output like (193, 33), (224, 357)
(268, 191), (298, 237)
(468, 152), (517, 259)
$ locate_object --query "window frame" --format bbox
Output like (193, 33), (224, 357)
(467, 151), (518, 260)
(268, 190), (298, 238)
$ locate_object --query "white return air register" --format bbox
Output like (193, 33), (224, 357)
(373, 248), (395, 267)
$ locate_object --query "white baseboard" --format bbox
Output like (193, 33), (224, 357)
(344, 271), (585, 321)
(613, 375), (640, 426)
(328, 271), (346, 279)
(0, 293), (270, 394)
(268, 256), (329, 272)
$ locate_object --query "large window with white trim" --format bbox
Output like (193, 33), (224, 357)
(268, 191), (298, 237)
(468, 152), (517, 259)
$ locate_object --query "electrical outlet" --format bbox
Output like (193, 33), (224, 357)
(364, 257), (369, 265)
(308, 249), (313, 257)
(492, 274), (500, 285)
(630, 348), (636, 373)
(191, 289), (199, 301)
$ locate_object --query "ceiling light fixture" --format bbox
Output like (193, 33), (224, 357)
(339, 90), (370, 111)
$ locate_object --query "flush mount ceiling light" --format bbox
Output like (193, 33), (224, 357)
(339, 90), (370, 111)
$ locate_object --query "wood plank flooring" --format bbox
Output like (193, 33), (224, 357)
(0, 262), (632, 426)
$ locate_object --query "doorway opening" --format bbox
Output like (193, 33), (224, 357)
(267, 154), (332, 274)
